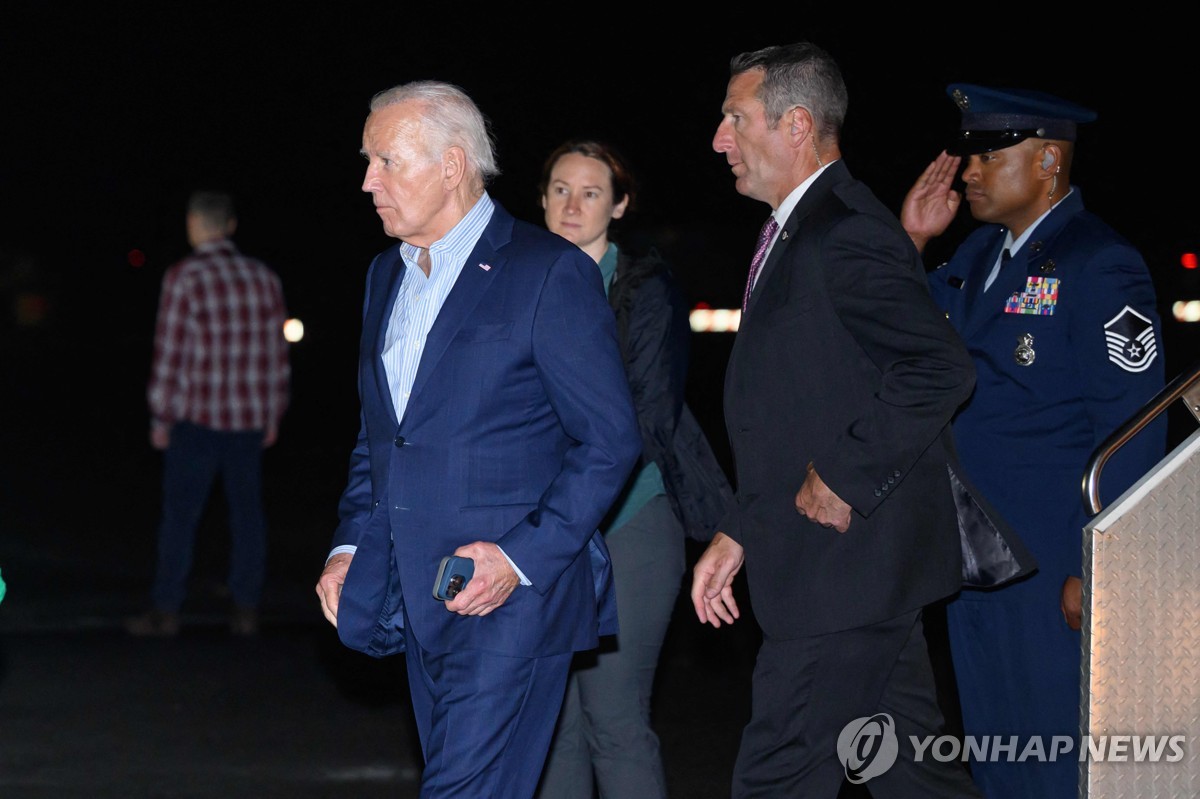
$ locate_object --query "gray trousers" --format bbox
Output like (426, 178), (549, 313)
(536, 494), (686, 799)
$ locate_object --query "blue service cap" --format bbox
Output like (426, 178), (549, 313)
(946, 83), (1097, 156)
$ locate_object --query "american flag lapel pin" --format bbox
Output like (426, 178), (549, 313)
(479, 263), (492, 271)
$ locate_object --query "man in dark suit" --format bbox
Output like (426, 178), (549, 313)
(314, 81), (640, 799)
(902, 84), (1166, 799)
(691, 42), (984, 797)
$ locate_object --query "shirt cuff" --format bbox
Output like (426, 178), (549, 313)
(497, 546), (532, 587)
(326, 544), (357, 565)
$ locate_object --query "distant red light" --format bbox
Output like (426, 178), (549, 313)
(128, 249), (146, 268)
(693, 301), (712, 309)
(1182, 252), (1198, 270)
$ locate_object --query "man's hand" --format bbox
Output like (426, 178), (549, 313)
(690, 532), (745, 628)
(795, 463), (852, 533)
(900, 150), (962, 254)
(316, 552), (353, 627)
(1061, 575), (1083, 631)
(444, 542), (519, 617)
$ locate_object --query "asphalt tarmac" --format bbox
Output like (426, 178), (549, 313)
(0, 331), (764, 799)
(2, 323), (935, 798)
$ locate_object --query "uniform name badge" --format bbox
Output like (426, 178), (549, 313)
(1004, 276), (1059, 315)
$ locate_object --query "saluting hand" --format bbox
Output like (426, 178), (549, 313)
(900, 150), (962, 254)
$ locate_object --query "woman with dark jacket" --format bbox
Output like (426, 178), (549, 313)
(535, 139), (732, 799)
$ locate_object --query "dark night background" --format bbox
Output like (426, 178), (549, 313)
(5, 7), (1200, 621)
(2, 7), (1199, 796)
(6, 11), (1199, 462)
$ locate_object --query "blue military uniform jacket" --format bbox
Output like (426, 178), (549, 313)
(928, 187), (1166, 601)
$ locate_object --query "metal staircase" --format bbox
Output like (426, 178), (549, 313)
(1080, 365), (1200, 799)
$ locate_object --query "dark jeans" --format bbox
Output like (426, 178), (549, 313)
(151, 422), (267, 611)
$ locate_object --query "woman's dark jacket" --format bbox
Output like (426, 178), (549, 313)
(608, 247), (732, 541)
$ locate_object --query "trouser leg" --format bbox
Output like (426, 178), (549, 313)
(536, 668), (594, 798)
(732, 610), (981, 799)
(219, 428), (267, 608)
(151, 422), (217, 610)
(583, 495), (682, 799)
(406, 626), (572, 799)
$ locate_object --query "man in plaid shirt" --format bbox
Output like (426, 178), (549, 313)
(127, 190), (290, 637)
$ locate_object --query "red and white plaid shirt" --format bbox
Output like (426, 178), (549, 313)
(147, 239), (290, 433)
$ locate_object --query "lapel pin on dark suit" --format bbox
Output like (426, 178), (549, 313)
(479, 263), (492, 271)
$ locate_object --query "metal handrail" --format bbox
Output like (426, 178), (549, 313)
(1082, 360), (1200, 515)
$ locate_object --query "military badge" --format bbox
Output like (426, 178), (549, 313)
(1005, 277), (1059, 315)
(1104, 306), (1158, 372)
(1014, 334), (1036, 366)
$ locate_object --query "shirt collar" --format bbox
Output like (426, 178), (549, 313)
(399, 192), (495, 265)
(772, 160), (837, 227)
(1006, 187), (1073, 255)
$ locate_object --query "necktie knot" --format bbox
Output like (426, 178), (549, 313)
(742, 216), (779, 312)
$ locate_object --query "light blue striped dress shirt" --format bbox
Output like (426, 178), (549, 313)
(342, 192), (530, 584)
(384, 192), (494, 420)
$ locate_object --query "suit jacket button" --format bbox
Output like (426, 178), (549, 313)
(394, 434), (406, 447)
(874, 489), (882, 497)
(892, 469), (901, 478)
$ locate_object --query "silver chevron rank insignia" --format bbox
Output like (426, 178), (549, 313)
(1104, 306), (1157, 373)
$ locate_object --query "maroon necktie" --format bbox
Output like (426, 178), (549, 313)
(742, 216), (779, 312)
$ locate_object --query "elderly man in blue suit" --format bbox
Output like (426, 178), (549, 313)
(315, 81), (640, 799)
(902, 84), (1166, 798)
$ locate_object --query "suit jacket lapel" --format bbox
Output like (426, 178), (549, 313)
(367, 246), (407, 424)
(743, 161), (846, 320)
(405, 208), (510, 410)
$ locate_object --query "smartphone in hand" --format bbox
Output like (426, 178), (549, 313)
(433, 556), (474, 601)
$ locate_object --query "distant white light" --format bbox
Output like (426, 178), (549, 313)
(1171, 301), (1200, 323)
(689, 307), (741, 333)
(283, 318), (305, 343)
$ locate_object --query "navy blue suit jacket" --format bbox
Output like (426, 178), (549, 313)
(332, 201), (640, 658)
